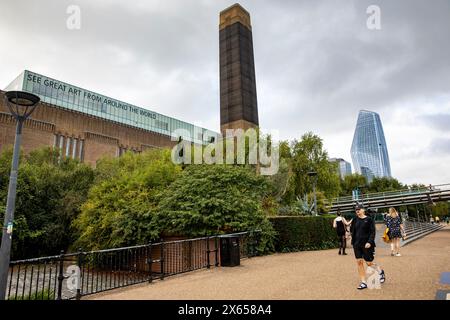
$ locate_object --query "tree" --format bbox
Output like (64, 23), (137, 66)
(73, 149), (181, 250)
(154, 164), (276, 253)
(431, 201), (449, 218)
(290, 132), (341, 200)
(367, 177), (405, 193)
(339, 174), (367, 196)
(279, 140), (292, 160)
(0, 147), (94, 259)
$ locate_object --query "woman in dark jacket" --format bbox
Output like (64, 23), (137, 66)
(333, 210), (351, 255)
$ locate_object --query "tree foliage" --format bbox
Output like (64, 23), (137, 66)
(367, 177), (405, 193)
(154, 164), (276, 253)
(0, 147), (94, 259)
(339, 174), (367, 196)
(290, 132), (341, 199)
(73, 149), (181, 250)
(431, 201), (449, 218)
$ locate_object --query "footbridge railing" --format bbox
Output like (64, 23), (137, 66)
(327, 184), (450, 213)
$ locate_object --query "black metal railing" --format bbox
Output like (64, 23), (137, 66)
(6, 231), (260, 300)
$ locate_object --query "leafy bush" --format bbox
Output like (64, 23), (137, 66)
(269, 216), (338, 252)
(0, 147), (95, 259)
(73, 149), (181, 250)
(154, 164), (276, 254)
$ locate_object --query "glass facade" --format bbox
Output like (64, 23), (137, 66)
(329, 158), (352, 179)
(5, 70), (218, 145)
(350, 110), (391, 182)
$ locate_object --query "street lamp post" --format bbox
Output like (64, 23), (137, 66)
(307, 170), (318, 216)
(0, 91), (40, 300)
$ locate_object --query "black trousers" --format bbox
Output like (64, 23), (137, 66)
(338, 234), (346, 251)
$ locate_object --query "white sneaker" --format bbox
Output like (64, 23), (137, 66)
(395, 253), (402, 257)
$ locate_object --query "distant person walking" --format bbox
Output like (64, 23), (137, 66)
(350, 204), (385, 290)
(385, 207), (405, 257)
(435, 216), (440, 224)
(333, 210), (351, 255)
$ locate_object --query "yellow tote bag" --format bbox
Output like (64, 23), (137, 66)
(382, 227), (390, 243)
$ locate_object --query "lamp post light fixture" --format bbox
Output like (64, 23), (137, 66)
(0, 91), (40, 300)
(307, 170), (318, 216)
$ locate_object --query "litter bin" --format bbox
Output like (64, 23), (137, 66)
(220, 235), (240, 267)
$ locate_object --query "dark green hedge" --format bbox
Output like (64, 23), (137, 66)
(269, 216), (338, 252)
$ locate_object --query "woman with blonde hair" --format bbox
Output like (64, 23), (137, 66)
(385, 207), (405, 256)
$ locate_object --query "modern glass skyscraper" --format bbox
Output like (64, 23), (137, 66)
(350, 110), (391, 182)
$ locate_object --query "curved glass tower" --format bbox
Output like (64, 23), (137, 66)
(350, 110), (391, 182)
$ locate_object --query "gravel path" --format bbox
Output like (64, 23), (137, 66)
(89, 227), (450, 300)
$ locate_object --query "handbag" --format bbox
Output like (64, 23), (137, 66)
(382, 227), (390, 243)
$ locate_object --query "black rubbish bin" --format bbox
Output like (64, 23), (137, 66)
(220, 235), (240, 267)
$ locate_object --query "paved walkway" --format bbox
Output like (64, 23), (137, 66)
(89, 227), (450, 300)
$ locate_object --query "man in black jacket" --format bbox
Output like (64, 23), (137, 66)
(350, 204), (385, 289)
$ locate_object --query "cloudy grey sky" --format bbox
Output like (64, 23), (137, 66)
(1, 0), (449, 185)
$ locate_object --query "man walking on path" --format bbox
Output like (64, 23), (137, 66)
(350, 204), (386, 290)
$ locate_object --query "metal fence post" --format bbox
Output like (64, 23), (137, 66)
(57, 250), (65, 300)
(206, 237), (210, 269)
(160, 240), (164, 280)
(214, 236), (219, 267)
(148, 243), (153, 283)
(255, 231), (260, 257)
(248, 232), (254, 258)
(76, 248), (83, 300)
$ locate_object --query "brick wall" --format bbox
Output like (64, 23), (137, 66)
(0, 90), (177, 165)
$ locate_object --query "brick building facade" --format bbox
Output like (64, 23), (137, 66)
(0, 89), (177, 166)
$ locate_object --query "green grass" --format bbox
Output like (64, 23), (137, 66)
(8, 288), (55, 300)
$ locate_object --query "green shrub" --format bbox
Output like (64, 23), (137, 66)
(73, 149), (180, 250)
(0, 147), (95, 259)
(269, 216), (338, 252)
(154, 164), (276, 254)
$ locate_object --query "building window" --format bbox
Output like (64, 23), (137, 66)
(59, 135), (64, 153)
(53, 134), (58, 148)
(72, 138), (78, 159)
(79, 140), (84, 162)
(66, 137), (72, 157)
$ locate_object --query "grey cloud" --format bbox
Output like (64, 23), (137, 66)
(428, 138), (450, 155)
(421, 114), (450, 132)
(0, 0), (449, 183)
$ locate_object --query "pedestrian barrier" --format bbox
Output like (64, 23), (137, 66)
(327, 184), (450, 213)
(5, 231), (260, 300)
(401, 218), (444, 246)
